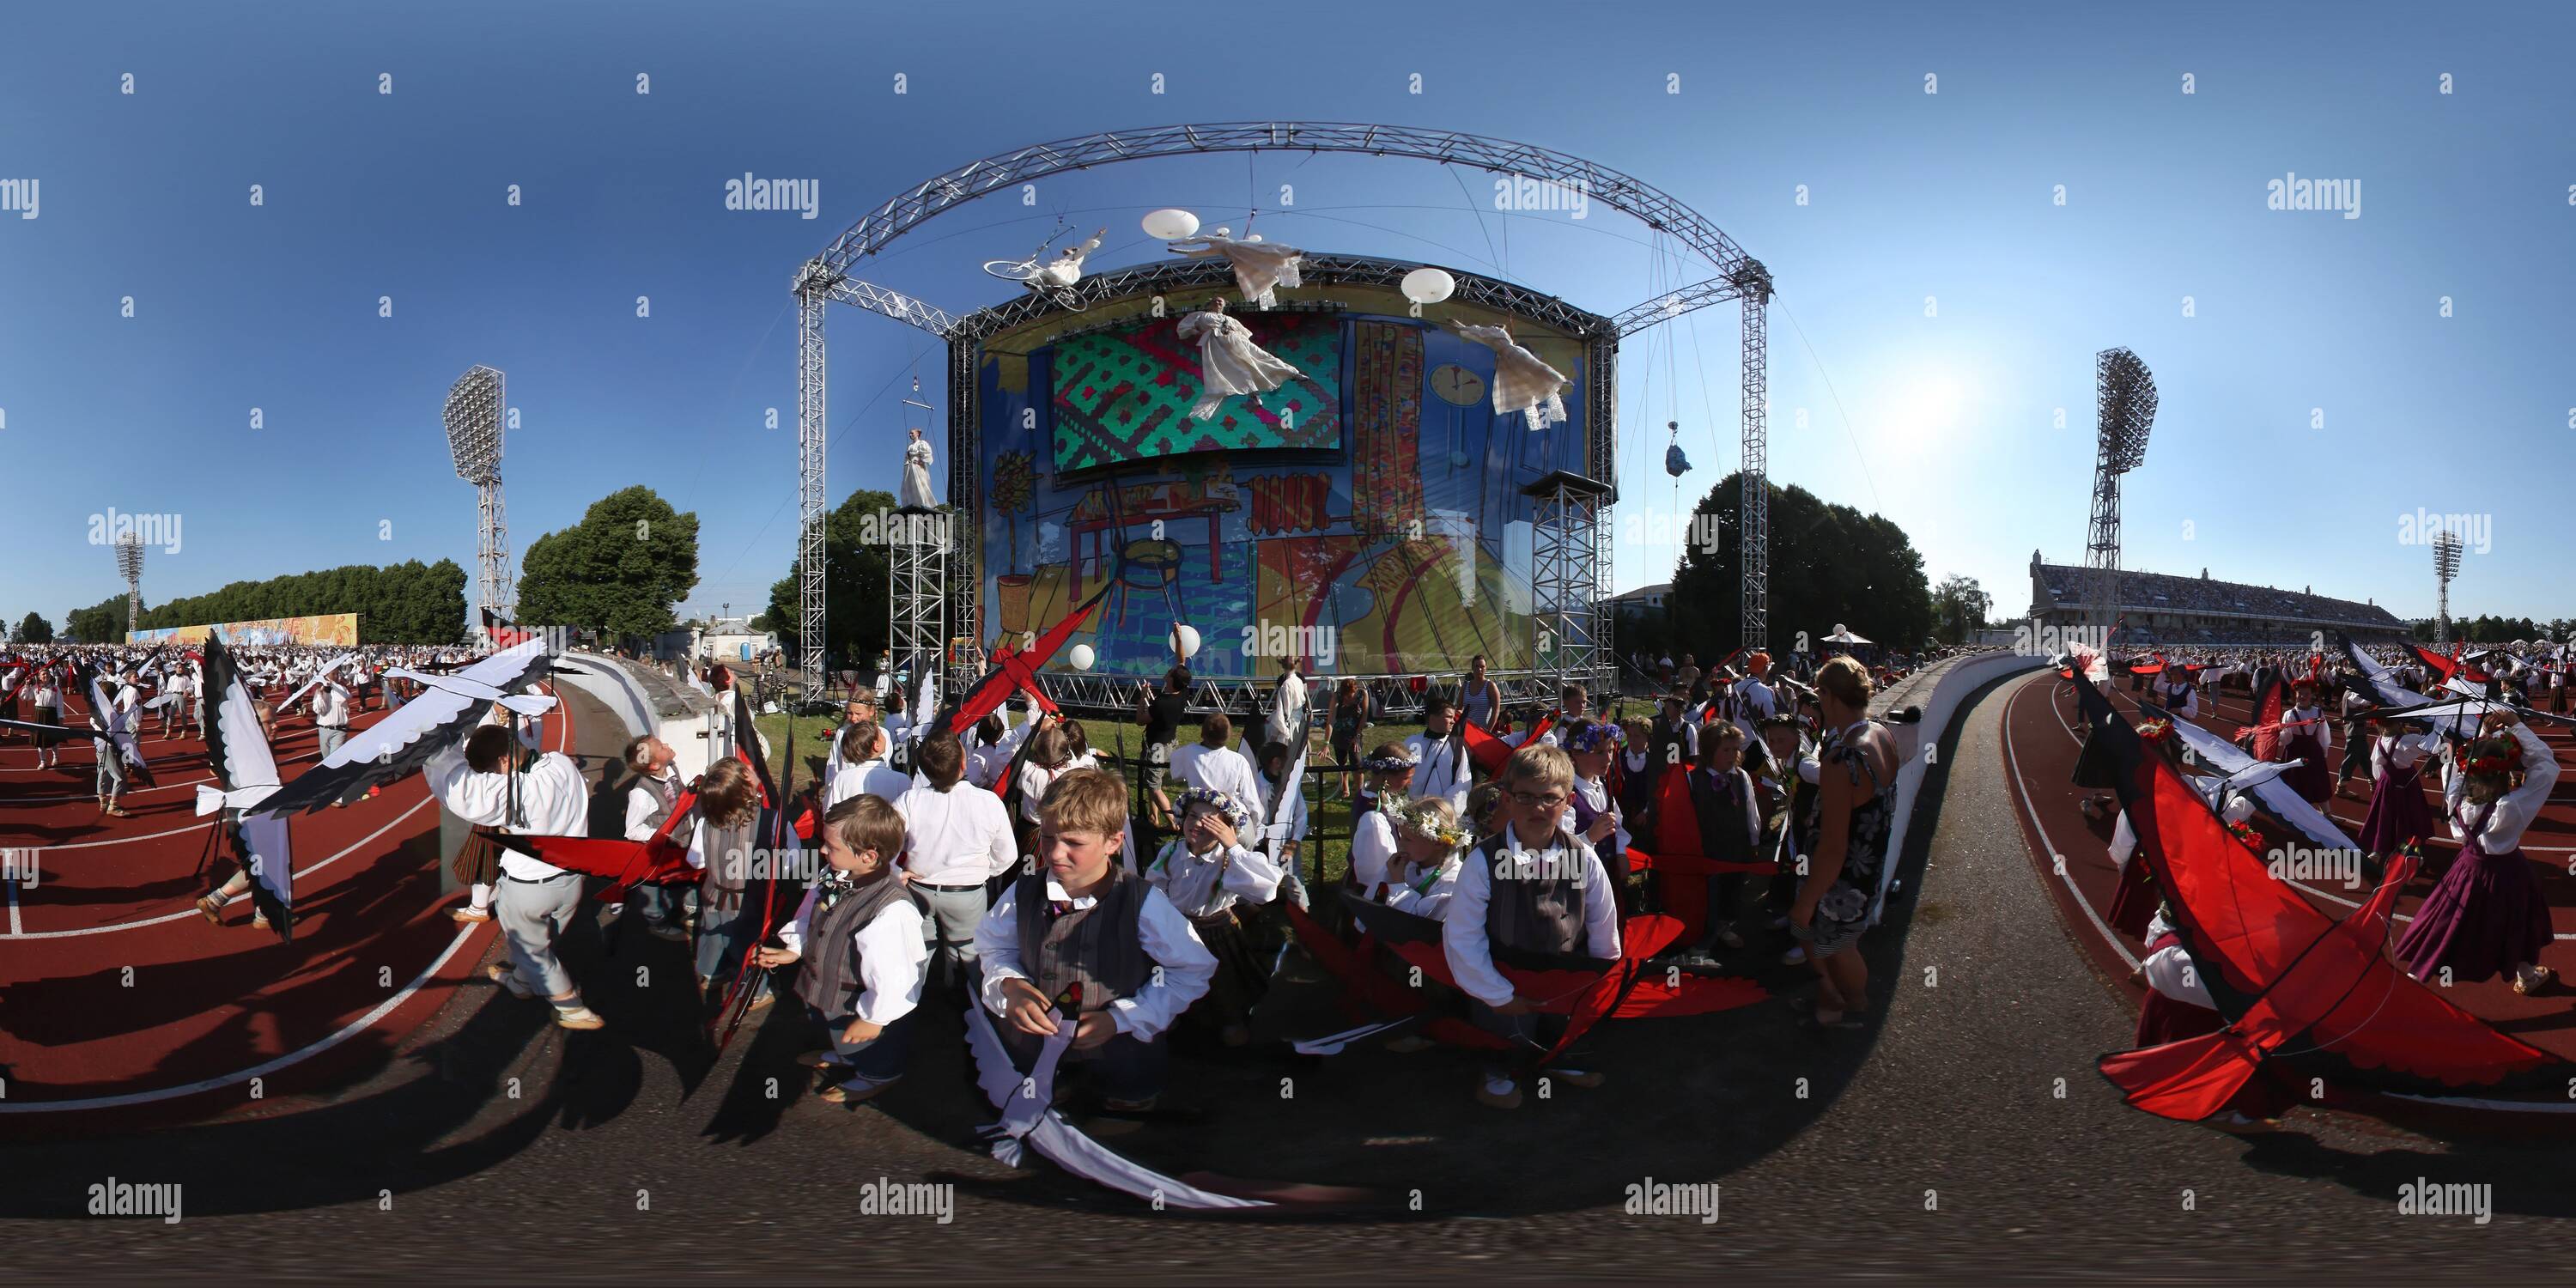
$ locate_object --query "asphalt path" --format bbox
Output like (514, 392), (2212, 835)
(11, 669), (2576, 1282)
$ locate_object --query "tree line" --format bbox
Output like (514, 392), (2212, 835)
(62, 559), (472, 644)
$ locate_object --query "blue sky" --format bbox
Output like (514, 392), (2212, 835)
(3, 0), (2570, 638)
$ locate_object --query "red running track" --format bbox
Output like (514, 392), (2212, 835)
(2000, 670), (2576, 1078)
(0, 682), (576, 1130)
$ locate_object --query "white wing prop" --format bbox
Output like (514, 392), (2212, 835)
(2142, 702), (2359, 854)
(202, 636), (297, 936)
(83, 668), (151, 773)
(253, 638), (554, 817)
(386, 667), (558, 716)
(960, 1002), (1273, 1210)
(275, 652), (357, 717)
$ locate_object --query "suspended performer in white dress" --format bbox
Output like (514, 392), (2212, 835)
(1451, 322), (1570, 430)
(899, 427), (937, 509)
(1175, 297), (1301, 421)
(1165, 228), (1304, 308)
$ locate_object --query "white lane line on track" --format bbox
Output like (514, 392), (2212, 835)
(2026, 680), (2576, 940)
(6, 878), (16, 937)
(2003, 677), (2141, 971)
(1, 795), (437, 939)
(0, 922), (484, 1113)
(1, 747), (328, 805)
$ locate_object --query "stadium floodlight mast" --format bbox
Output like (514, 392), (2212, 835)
(443, 365), (513, 641)
(2085, 348), (2158, 650)
(114, 532), (145, 641)
(2432, 529), (2464, 644)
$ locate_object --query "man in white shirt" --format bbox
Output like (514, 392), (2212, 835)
(427, 723), (606, 1030)
(893, 732), (1018, 987)
(1402, 698), (1473, 814)
(1170, 712), (1263, 823)
(313, 680), (352, 782)
(1262, 658), (1308, 752)
(826, 717), (914, 809)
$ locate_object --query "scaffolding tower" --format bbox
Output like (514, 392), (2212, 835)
(1527, 471), (1616, 702)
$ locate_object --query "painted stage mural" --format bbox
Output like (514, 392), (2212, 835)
(978, 309), (1591, 682)
(130, 613), (361, 647)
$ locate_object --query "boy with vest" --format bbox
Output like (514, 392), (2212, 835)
(757, 794), (927, 1105)
(623, 735), (693, 942)
(972, 769), (1216, 1116)
(1684, 721), (1763, 961)
(1443, 743), (1622, 1109)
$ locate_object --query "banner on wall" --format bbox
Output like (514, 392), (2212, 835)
(131, 613), (361, 647)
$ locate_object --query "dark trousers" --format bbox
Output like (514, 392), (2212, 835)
(1467, 997), (1569, 1079)
(808, 1004), (917, 1084)
(997, 1016), (1170, 1103)
(2336, 738), (2370, 781)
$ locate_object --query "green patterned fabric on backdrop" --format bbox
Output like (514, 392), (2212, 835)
(1049, 313), (1342, 472)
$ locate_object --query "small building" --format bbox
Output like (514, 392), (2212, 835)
(692, 617), (779, 664)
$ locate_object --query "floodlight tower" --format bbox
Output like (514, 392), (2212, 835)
(443, 365), (513, 640)
(2432, 529), (2464, 644)
(2086, 349), (2158, 648)
(115, 532), (145, 641)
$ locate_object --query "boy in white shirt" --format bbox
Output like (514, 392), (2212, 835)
(756, 794), (927, 1103)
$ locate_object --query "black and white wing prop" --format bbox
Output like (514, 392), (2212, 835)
(76, 661), (156, 787)
(252, 638), (556, 817)
(274, 652), (357, 719)
(2142, 701), (2358, 854)
(960, 1001), (1273, 1210)
(200, 638), (297, 938)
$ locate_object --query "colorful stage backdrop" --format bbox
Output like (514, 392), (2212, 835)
(976, 285), (1595, 683)
(131, 614), (360, 647)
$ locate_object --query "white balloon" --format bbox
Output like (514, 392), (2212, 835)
(1242, 234), (1264, 243)
(1141, 208), (1200, 240)
(1068, 644), (1097, 671)
(1400, 266), (1456, 305)
(1170, 623), (1201, 659)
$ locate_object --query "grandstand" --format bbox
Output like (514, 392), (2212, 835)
(2025, 552), (2409, 647)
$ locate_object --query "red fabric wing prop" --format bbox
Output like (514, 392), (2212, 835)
(942, 580), (1113, 736)
(1647, 763), (1710, 944)
(1459, 720), (1508, 778)
(2126, 654), (2166, 677)
(495, 831), (698, 902)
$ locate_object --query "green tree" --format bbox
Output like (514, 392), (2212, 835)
(762, 487), (899, 671)
(15, 611), (54, 644)
(1931, 574), (1992, 645)
(1665, 471), (1933, 657)
(517, 486), (702, 639)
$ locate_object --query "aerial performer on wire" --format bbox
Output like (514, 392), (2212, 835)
(985, 226), (1106, 309)
(1175, 296), (1301, 421)
(1164, 227), (1304, 308)
(899, 427), (938, 509)
(1449, 321), (1570, 430)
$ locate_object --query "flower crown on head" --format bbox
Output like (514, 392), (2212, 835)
(1173, 787), (1253, 832)
(1388, 795), (1473, 848)
(2136, 719), (2173, 744)
(1564, 721), (1625, 753)
(2464, 738), (2522, 778)
(2223, 818), (2261, 848)
(1364, 749), (1421, 773)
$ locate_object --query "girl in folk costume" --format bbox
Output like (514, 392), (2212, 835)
(2151, 665), (2198, 722)
(1144, 787), (1285, 1048)
(1560, 721), (1632, 908)
(2106, 719), (2202, 938)
(758, 794), (927, 1104)
(2274, 678), (2335, 805)
(2128, 906), (2300, 1127)
(1376, 795), (1469, 920)
(2356, 714), (2439, 866)
(2394, 714), (2561, 994)
(1347, 741), (1418, 902)
(1613, 719), (1660, 834)
(689, 756), (768, 1002)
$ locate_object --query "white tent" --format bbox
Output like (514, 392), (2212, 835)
(1824, 623), (1871, 645)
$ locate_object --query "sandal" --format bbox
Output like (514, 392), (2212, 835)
(196, 894), (225, 926)
(483, 962), (535, 999)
